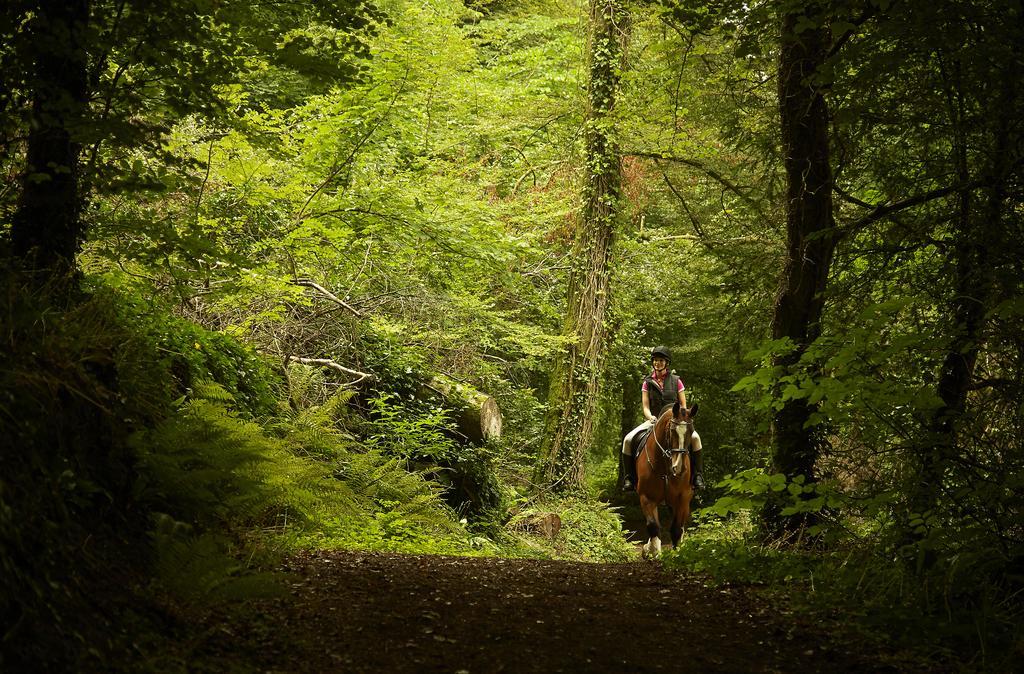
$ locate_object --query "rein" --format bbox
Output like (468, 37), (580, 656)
(644, 416), (691, 481)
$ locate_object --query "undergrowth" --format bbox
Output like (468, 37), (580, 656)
(501, 498), (635, 562)
(0, 279), (473, 669)
(666, 507), (1024, 672)
(3, 276), (622, 669)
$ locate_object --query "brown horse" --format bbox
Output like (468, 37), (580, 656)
(635, 402), (698, 557)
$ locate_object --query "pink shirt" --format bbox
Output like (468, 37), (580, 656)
(641, 369), (685, 393)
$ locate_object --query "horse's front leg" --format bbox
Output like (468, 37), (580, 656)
(669, 511), (683, 549)
(669, 476), (693, 549)
(638, 494), (662, 558)
(669, 501), (687, 549)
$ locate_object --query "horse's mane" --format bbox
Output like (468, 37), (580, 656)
(650, 406), (678, 448)
(655, 404), (676, 428)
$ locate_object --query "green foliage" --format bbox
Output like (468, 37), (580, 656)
(134, 375), (486, 568)
(274, 375), (359, 458)
(92, 281), (280, 418)
(666, 514), (1023, 671)
(133, 383), (316, 530)
(154, 323), (280, 418)
(363, 392), (506, 525)
(5, 0), (1024, 669)
(664, 514), (817, 585)
(504, 498), (635, 562)
(75, 2), (577, 534)
(705, 468), (851, 540)
(552, 500), (635, 562)
(296, 448), (479, 555)
(366, 393), (459, 463)
(732, 300), (946, 431)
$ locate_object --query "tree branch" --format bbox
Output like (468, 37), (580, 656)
(625, 150), (754, 204)
(660, 170), (706, 238)
(292, 278), (363, 317)
(285, 356), (374, 387)
(839, 179), (985, 233)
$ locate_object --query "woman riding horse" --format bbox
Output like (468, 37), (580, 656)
(637, 401), (698, 556)
(620, 346), (704, 492)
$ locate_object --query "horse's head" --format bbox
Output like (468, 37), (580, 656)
(669, 402), (699, 477)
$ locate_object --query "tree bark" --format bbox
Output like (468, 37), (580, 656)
(537, 0), (626, 492)
(10, 0), (91, 287)
(765, 6), (836, 536)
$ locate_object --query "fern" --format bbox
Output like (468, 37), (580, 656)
(271, 387), (357, 460)
(136, 381), (475, 566)
(132, 395), (277, 527)
(150, 516), (282, 601)
(283, 362), (331, 409)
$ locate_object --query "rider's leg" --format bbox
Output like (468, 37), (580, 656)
(690, 431), (704, 490)
(621, 434), (638, 491)
(621, 422), (650, 492)
(619, 452), (636, 492)
(622, 448), (630, 491)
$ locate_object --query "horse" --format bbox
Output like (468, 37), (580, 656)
(634, 402), (698, 558)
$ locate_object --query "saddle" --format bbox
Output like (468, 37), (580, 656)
(630, 428), (653, 458)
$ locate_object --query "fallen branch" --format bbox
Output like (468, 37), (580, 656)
(286, 356), (374, 387)
(293, 279), (363, 317)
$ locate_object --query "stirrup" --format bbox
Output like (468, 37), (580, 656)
(694, 473), (705, 490)
(622, 478), (635, 492)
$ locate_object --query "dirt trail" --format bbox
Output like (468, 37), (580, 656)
(190, 550), (927, 673)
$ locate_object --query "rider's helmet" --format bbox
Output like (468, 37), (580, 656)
(651, 346), (672, 364)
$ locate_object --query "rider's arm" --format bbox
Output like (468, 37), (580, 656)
(642, 389), (655, 422)
(678, 381), (687, 408)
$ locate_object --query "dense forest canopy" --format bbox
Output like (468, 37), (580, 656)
(2, 0), (1022, 670)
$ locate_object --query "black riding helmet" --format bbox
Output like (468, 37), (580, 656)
(651, 346), (671, 363)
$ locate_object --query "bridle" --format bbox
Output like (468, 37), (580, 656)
(644, 414), (692, 480)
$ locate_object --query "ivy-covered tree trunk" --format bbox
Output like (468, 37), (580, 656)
(10, 0), (91, 287)
(765, 5), (835, 535)
(538, 0), (625, 492)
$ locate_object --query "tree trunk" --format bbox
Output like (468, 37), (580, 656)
(618, 369), (635, 486)
(620, 369), (636, 442)
(765, 6), (835, 536)
(10, 0), (91, 288)
(537, 0), (626, 493)
(912, 49), (1019, 520)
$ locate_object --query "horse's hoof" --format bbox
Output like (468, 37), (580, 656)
(641, 540), (661, 559)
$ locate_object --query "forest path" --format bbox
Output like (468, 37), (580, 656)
(190, 550), (925, 673)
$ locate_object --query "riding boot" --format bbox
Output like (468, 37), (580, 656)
(621, 452), (636, 492)
(691, 450), (705, 491)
